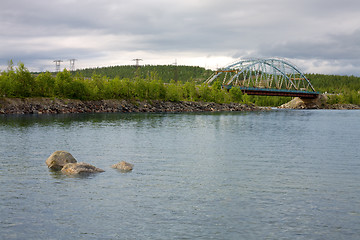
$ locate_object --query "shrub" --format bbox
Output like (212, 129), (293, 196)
(35, 72), (55, 97)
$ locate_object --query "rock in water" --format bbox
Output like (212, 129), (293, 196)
(46, 151), (77, 170)
(111, 161), (134, 172)
(61, 162), (105, 175)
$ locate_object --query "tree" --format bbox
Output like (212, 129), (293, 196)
(13, 62), (35, 97)
(212, 80), (222, 90)
(197, 84), (211, 102)
(165, 80), (181, 102)
(55, 69), (74, 98)
(0, 63), (16, 97)
(35, 72), (55, 97)
(183, 81), (197, 101)
(148, 79), (165, 100)
(242, 93), (251, 105)
(229, 87), (243, 103)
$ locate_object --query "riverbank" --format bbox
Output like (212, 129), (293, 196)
(278, 95), (360, 110)
(0, 97), (268, 114)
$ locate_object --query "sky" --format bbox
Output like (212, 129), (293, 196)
(1, 0), (360, 75)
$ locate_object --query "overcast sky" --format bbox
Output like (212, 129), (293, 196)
(1, 0), (360, 75)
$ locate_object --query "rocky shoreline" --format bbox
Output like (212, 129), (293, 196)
(0, 97), (268, 115)
(1, 96), (358, 115)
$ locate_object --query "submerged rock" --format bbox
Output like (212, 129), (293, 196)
(46, 151), (77, 170)
(61, 162), (105, 175)
(111, 161), (134, 172)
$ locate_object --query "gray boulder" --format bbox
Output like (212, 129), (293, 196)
(61, 162), (105, 175)
(111, 161), (134, 172)
(46, 151), (77, 170)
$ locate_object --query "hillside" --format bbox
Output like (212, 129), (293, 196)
(74, 65), (213, 83)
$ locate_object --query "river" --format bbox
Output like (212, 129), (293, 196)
(1, 110), (359, 239)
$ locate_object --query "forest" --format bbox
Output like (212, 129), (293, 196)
(1, 61), (359, 106)
(75, 65), (213, 83)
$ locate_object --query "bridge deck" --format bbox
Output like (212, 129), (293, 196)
(224, 86), (320, 99)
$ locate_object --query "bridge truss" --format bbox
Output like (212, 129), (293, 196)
(206, 58), (318, 97)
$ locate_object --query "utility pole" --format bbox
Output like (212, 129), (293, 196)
(69, 59), (77, 71)
(53, 60), (63, 72)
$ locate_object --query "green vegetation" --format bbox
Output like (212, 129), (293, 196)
(308, 74), (360, 105)
(0, 62), (244, 104)
(75, 65), (213, 83)
(1, 61), (359, 106)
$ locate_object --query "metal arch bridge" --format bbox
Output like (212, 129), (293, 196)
(205, 58), (320, 99)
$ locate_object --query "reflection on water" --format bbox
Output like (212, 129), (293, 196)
(1, 110), (360, 239)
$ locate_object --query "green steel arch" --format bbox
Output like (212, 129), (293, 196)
(206, 58), (316, 92)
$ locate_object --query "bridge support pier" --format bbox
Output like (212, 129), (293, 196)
(279, 94), (327, 109)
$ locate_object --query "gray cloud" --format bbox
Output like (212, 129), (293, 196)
(1, 0), (360, 74)
(259, 29), (360, 60)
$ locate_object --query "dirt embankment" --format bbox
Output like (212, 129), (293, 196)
(278, 94), (360, 110)
(0, 98), (269, 115)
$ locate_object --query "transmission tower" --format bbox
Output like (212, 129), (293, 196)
(173, 59), (178, 82)
(69, 59), (77, 71)
(53, 60), (63, 72)
(132, 58), (143, 77)
(132, 58), (143, 67)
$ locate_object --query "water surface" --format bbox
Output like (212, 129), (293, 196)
(1, 110), (359, 239)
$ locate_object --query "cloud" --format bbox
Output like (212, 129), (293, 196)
(260, 29), (360, 60)
(256, 29), (360, 75)
(1, 0), (360, 75)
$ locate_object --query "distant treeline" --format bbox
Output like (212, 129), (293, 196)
(74, 65), (213, 83)
(1, 61), (359, 106)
